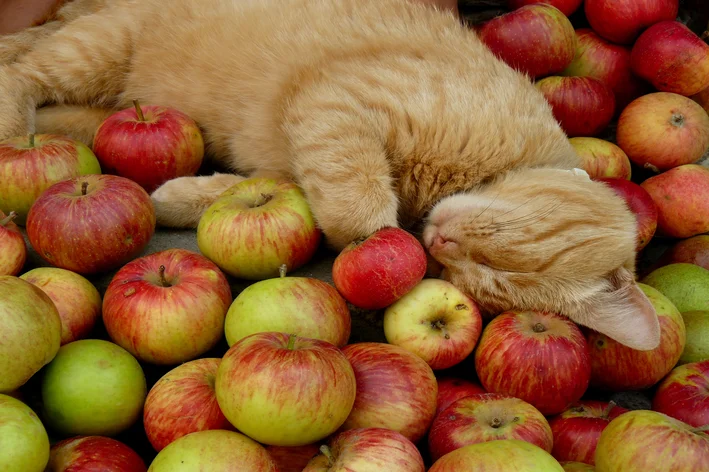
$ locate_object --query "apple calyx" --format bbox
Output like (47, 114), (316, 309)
(532, 322), (546, 333)
(28, 133), (35, 148)
(601, 400), (617, 419)
(250, 193), (274, 208)
(669, 113), (685, 128)
(490, 417), (504, 428)
(0, 211), (17, 227)
(286, 333), (297, 350)
(432, 319), (451, 340)
(157, 265), (171, 287)
(133, 99), (146, 121)
(320, 444), (336, 467)
(80, 181), (89, 196)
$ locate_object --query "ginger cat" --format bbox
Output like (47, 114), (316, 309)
(0, 0), (660, 350)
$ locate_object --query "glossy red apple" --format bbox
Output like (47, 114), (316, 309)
(332, 227), (427, 310)
(597, 178), (658, 251)
(507, 0), (582, 17)
(653, 360), (709, 428)
(0, 211), (26, 276)
(569, 137), (632, 180)
(47, 436), (146, 472)
(266, 444), (321, 472)
(584, 0), (680, 45)
(436, 376), (487, 416)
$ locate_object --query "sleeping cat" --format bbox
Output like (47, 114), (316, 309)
(0, 0), (660, 350)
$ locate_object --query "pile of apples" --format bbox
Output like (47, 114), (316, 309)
(2, 0), (709, 471)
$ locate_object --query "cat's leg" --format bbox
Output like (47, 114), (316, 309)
(35, 105), (117, 146)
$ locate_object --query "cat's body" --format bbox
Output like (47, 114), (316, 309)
(0, 0), (661, 349)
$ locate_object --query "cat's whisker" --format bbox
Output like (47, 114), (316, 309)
(486, 200), (563, 231)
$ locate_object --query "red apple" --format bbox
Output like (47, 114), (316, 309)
(584, 0), (680, 45)
(25, 174), (155, 275)
(143, 358), (233, 452)
(569, 137), (632, 180)
(474, 310), (591, 416)
(597, 178), (658, 251)
(548, 400), (629, 465)
(102, 248), (231, 365)
(507, 0), (582, 17)
(429, 439), (565, 471)
(436, 376), (487, 416)
(656, 235), (709, 271)
(476, 4), (577, 79)
(48, 436), (146, 472)
(0, 211), (26, 276)
(266, 444), (321, 472)
(92, 100), (204, 193)
(428, 393), (553, 462)
(586, 283), (686, 391)
(339, 342), (438, 443)
(692, 85), (709, 113)
(640, 164), (709, 239)
(631, 21), (709, 97)
(332, 227), (427, 311)
(616, 92), (709, 172)
(303, 428), (425, 472)
(535, 76), (615, 137)
(653, 360), (709, 428)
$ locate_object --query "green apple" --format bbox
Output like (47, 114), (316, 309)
(429, 438), (564, 471)
(680, 311), (709, 364)
(0, 394), (50, 472)
(0, 275), (62, 393)
(40, 339), (147, 436)
(642, 263), (709, 312)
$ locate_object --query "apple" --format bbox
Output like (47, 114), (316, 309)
(640, 164), (709, 239)
(693, 85), (709, 113)
(428, 392), (553, 462)
(332, 226), (427, 310)
(535, 76), (615, 137)
(20, 267), (102, 345)
(507, 0), (582, 17)
(26, 174), (156, 275)
(436, 376), (487, 416)
(0, 210), (26, 276)
(48, 436), (147, 472)
(595, 410), (709, 471)
(215, 332), (357, 447)
(548, 400), (628, 465)
(656, 235), (709, 271)
(474, 310), (591, 416)
(224, 265), (350, 347)
(143, 358), (233, 452)
(653, 360), (709, 428)
(0, 133), (101, 224)
(266, 444), (321, 472)
(586, 283), (685, 391)
(102, 248), (232, 365)
(0, 394), (50, 472)
(0, 276), (61, 393)
(616, 93), (709, 172)
(148, 430), (279, 472)
(596, 178), (658, 251)
(339, 342), (438, 443)
(303, 428), (425, 472)
(382, 278), (483, 370)
(197, 177), (321, 281)
(429, 439), (565, 471)
(569, 138), (631, 180)
(584, 0), (680, 45)
(642, 263), (709, 313)
(93, 100), (204, 193)
(679, 311), (709, 364)
(631, 21), (709, 97)
(476, 4), (577, 79)
(40, 339), (147, 436)
(560, 462), (595, 472)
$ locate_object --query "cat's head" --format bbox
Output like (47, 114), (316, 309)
(423, 166), (660, 351)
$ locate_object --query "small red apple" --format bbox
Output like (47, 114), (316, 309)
(48, 436), (147, 472)
(584, 0), (680, 45)
(597, 178), (658, 251)
(266, 444), (321, 472)
(507, 0), (582, 17)
(569, 137), (632, 180)
(0, 211), (26, 276)
(653, 360), (709, 428)
(436, 376), (487, 416)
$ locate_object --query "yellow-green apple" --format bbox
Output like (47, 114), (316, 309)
(507, 0), (582, 16)
(655, 235), (709, 271)
(428, 393), (553, 462)
(332, 226), (427, 311)
(631, 21), (709, 97)
(429, 439), (565, 471)
(338, 342), (438, 443)
(678, 311), (709, 364)
(302, 428), (425, 472)
(535, 76), (615, 137)
(0, 133), (101, 224)
(147, 430), (279, 472)
(0, 394), (50, 472)
(617, 93), (709, 172)
(0, 276), (61, 393)
(693, 86), (709, 113)
(584, 0), (679, 45)
(560, 462), (595, 472)
(597, 178), (658, 251)
(40, 339), (147, 436)
(640, 165), (709, 238)
(197, 177), (321, 281)
(92, 100), (204, 193)
(569, 138), (631, 180)
(143, 358), (233, 452)
(47, 436), (147, 472)
(26, 174), (156, 275)
(20, 267), (102, 345)
(102, 248), (232, 365)
(586, 283), (685, 391)
(548, 400), (628, 465)
(476, 4), (577, 79)
(642, 263), (709, 312)
(0, 210), (26, 276)
(474, 310), (591, 415)
(653, 360), (709, 428)
(215, 332), (356, 447)
(595, 410), (709, 471)
(435, 376), (487, 416)
(266, 444), (321, 472)
(383, 278), (483, 370)
(224, 265), (350, 347)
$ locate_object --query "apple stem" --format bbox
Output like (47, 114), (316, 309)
(279, 264), (287, 278)
(532, 323), (546, 333)
(670, 113), (685, 128)
(287, 333), (297, 350)
(0, 211), (17, 227)
(602, 400), (617, 419)
(81, 181), (89, 196)
(133, 99), (145, 122)
(432, 320), (451, 340)
(28, 133), (35, 148)
(319, 445), (335, 466)
(643, 162), (660, 173)
(158, 265), (170, 287)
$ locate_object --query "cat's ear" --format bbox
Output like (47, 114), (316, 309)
(566, 266), (661, 351)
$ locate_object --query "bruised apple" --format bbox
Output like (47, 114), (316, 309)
(569, 137), (631, 180)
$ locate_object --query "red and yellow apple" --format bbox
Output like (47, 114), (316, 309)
(584, 0), (680, 45)
(429, 439), (565, 471)
(653, 360), (709, 428)
(0, 394), (50, 472)
(48, 436), (147, 472)
(597, 177), (658, 251)
(266, 444), (321, 472)
(655, 235), (709, 271)
(0, 210), (26, 276)
(569, 137), (631, 180)
(435, 376), (487, 416)
(507, 0), (582, 17)
(560, 462), (595, 472)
